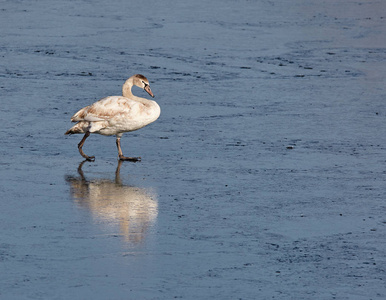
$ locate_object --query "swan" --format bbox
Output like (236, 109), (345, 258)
(65, 74), (160, 161)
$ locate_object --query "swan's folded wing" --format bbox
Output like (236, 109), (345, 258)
(71, 97), (137, 122)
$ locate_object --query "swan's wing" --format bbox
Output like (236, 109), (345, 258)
(71, 96), (139, 122)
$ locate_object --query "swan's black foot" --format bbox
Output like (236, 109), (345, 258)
(85, 155), (95, 162)
(118, 155), (141, 162)
(79, 150), (95, 162)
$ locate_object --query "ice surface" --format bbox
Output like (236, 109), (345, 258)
(1, 0), (386, 299)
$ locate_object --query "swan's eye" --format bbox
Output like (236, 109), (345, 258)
(142, 81), (149, 88)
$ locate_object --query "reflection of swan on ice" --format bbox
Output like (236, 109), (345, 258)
(66, 160), (158, 244)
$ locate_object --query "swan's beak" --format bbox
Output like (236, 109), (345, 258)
(144, 85), (154, 98)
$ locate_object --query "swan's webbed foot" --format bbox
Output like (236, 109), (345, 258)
(78, 147), (95, 161)
(84, 155), (96, 162)
(118, 155), (141, 162)
(116, 136), (141, 162)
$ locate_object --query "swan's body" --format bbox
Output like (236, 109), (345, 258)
(65, 74), (160, 161)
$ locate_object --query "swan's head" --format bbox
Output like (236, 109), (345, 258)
(133, 74), (154, 98)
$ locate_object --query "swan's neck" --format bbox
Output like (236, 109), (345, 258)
(122, 78), (155, 106)
(122, 78), (134, 98)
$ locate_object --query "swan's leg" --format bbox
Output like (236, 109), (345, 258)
(78, 132), (95, 161)
(116, 137), (141, 162)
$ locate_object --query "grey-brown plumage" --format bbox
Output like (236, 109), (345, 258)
(65, 74), (160, 161)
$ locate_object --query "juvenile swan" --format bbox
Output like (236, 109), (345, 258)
(65, 74), (160, 161)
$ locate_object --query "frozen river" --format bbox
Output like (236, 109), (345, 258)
(1, 0), (386, 299)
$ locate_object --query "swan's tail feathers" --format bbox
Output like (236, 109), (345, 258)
(64, 122), (89, 135)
